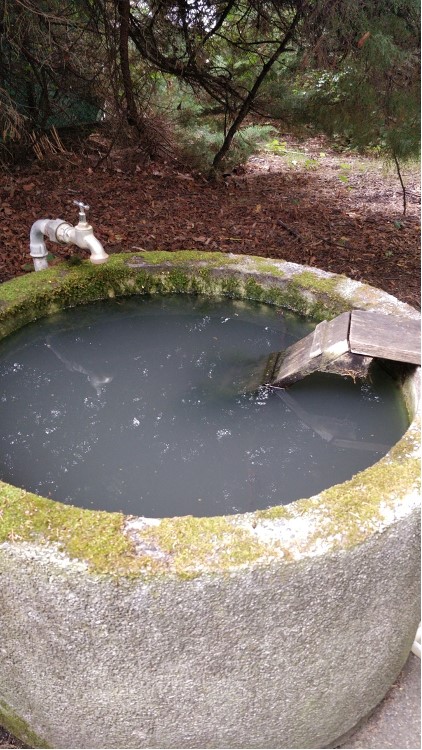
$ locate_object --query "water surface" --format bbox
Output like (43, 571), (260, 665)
(0, 296), (408, 516)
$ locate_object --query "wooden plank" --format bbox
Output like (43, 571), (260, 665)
(321, 312), (350, 362)
(269, 309), (419, 390)
(349, 310), (421, 365)
(271, 329), (318, 386)
(272, 313), (351, 386)
(310, 320), (327, 358)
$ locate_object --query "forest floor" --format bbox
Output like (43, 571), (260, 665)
(0, 133), (420, 308)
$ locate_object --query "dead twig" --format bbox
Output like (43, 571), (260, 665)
(277, 219), (302, 240)
(393, 152), (407, 216)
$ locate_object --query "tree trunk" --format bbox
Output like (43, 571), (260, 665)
(117, 0), (162, 158)
(117, 0), (140, 131)
(209, 11), (302, 179)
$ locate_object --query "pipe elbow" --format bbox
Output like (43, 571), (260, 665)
(29, 219), (50, 259)
(83, 234), (109, 264)
(29, 219), (51, 271)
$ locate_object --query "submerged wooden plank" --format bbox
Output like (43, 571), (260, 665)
(271, 329), (316, 386)
(276, 390), (388, 451)
(272, 313), (351, 387)
(332, 438), (390, 453)
(350, 310), (421, 365)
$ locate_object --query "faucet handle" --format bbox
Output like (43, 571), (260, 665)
(73, 200), (90, 223)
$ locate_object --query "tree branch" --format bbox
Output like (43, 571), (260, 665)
(209, 8), (303, 177)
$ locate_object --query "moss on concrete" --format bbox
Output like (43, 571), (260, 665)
(318, 455), (420, 548)
(0, 480), (274, 578)
(252, 259), (286, 277)
(0, 417), (418, 578)
(0, 252), (359, 341)
(0, 700), (49, 748)
(288, 270), (349, 319)
(0, 481), (143, 576)
(125, 250), (240, 267)
(257, 426), (420, 551)
(133, 515), (270, 578)
(293, 270), (345, 295)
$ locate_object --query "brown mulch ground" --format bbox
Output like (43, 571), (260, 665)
(0, 727), (24, 749)
(0, 134), (420, 308)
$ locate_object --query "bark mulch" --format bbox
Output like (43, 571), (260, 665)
(0, 136), (420, 308)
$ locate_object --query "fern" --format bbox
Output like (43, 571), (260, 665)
(176, 122), (276, 171)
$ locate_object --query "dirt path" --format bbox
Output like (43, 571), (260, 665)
(0, 137), (420, 308)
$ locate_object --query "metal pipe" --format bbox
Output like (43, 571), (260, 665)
(29, 219), (50, 271)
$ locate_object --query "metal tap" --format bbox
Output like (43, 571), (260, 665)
(29, 201), (109, 270)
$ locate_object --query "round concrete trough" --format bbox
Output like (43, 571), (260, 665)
(0, 252), (420, 749)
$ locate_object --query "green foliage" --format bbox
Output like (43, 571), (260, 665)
(264, 140), (321, 170)
(255, 2), (420, 163)
(0, 0), (104, 161)
(1, 0), (419, 170)
(292, 12), (418, 160)
(176, 121), (276, 171)
(266, 139), (289, 155)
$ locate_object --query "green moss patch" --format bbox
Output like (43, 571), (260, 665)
(288, 270), (349, 318)
(316, 454), (420, 548)
(0, 700), (49, 748)
(0, 252), (363, 342)
(0, 482), (141, 576)
(133, 515), (269, 578)
(0, 480), (273, 578)
(257, 433), (420, 551)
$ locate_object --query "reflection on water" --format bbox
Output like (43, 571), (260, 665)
(274, 388), (390, 453)
(0, 296), (409, 517)
(46, 337), (114, 396)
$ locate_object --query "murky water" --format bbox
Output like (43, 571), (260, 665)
(0, 296), (409, 517)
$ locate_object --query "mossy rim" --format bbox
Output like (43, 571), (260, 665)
(0, 700), (48, 749)
(0, 250), (420, 579)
